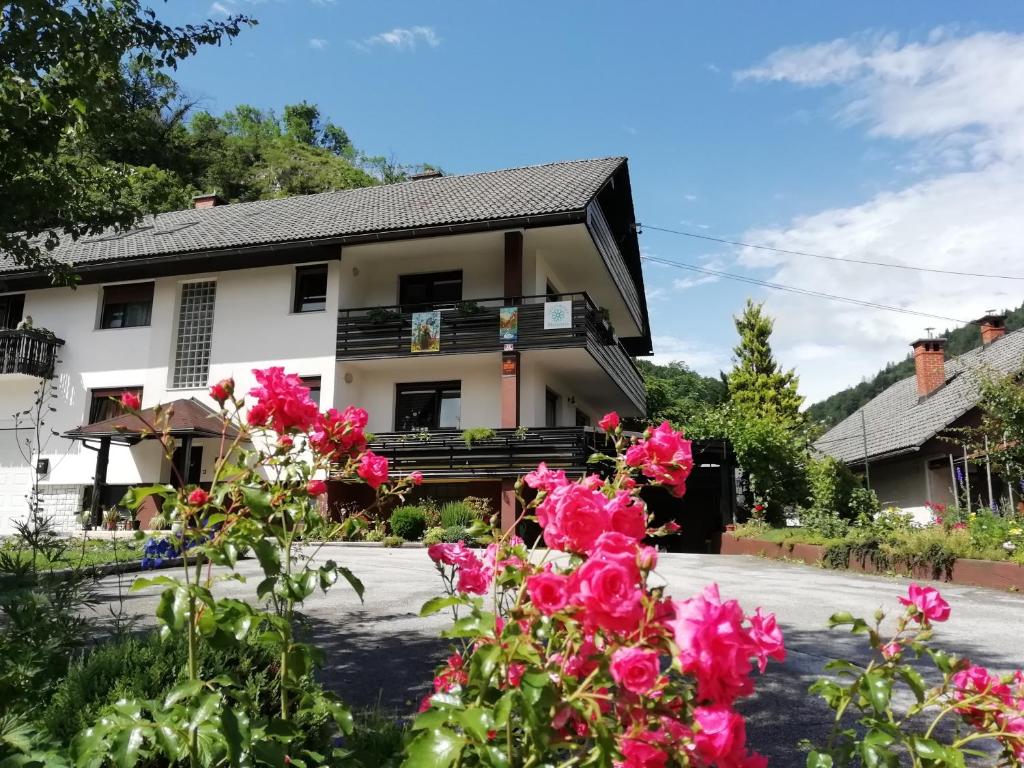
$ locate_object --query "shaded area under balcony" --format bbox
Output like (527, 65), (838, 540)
(0, 328), (64, 378)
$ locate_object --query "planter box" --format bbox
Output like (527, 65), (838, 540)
(721, 534), (1024, 592)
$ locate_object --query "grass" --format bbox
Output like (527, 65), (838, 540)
(731, 524), (842, 547)
(0, 537), (145, 570)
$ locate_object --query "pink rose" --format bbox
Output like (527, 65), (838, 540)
(187, 488), (209, 506)
(523, 462), (568, 493)
(624, 422), (694, 497)
(456, 560), (491, 595)
(599, 412), (620, 432)
(881, 642), (902, 660)
(527, 568), (571, 615)
(247, 401), (269, 426)
(309, 406), (368, 461)
(535, 482), (612, 553)
(747, 608), (786, 672)
(409, 471), (424, 485)
(610, 646), (661, 694)
(120, 391), (141, 410)
(574, 555), (644, 634)
(899, 583), (951, 623)
(306, 479), (327, 496)
(507, 663), (525, 687)
(693, 705), (746, 764)
(617, 738), (667, 768)
(248, 367), (320, 434)
(357, 451), (389, 489)
(427, 542), (474, 567)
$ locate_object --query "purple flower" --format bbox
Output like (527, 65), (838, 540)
(955, 466), (964, 486)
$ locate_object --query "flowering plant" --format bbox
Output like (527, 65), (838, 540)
(73, 369), (419, 767)
(411, 417), (785, 767)
(807, 583), (1024, 767)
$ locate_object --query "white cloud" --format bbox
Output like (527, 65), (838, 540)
(649, 335), (730, 375)
(735, 29), (1024, 403)
(672, 274), (719, 291)
(354, 26), (440, 52)
(208, 1), (232, 17)
(308, 37), (328, 50)
(683, 194), (698, 201)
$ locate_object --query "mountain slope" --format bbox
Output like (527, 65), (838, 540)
(806, 302), (1024, 429)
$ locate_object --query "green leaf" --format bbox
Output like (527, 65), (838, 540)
(402, 728), (465, 768)
(445, 612), (496, 639)
(336, 565), (365, 601)
(806, 752), (834, 768)
(251, 539), (281, 576)
(862, 672), (892, 714)
(493, 691), (515, 728)
(221, 706), (245, 767)
(897, 666), (927, 703)
(163, 679), (203, 708)
(454, 708), (494, 743)
(420, 595), (467, 617)
(110, 724), (145, 768)
(155, 586), (190, 632)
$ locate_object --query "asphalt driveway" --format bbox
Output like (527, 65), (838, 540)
(90, 549), (1024, 766)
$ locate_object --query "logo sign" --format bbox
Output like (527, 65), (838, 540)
(543, 300), (572, 330)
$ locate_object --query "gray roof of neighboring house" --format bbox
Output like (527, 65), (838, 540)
(0, 157), (626, 274)
(815, 328), (1024, 463)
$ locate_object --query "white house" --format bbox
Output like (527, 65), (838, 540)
(0, 158), (651, 533)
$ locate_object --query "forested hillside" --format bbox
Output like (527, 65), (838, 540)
(92, 68), (432, 216)
(635, 360), (727, 426)
(806, 301), (1024, 429)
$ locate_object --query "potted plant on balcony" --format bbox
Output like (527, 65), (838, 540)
(455, 300), (484, 316)
(102, 507), (119, 531)
(366, 306), (401, 325)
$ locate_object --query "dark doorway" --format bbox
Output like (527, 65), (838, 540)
(171, 445), (203, 487)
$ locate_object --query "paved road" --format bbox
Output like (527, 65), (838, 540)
(91, 549), (1024, 766)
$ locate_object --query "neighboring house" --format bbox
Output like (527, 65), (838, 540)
(0, 157), (654, 533)
(815, 315), (1022, 517)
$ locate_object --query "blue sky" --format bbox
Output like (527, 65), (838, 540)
(164, 1), (1024, 403)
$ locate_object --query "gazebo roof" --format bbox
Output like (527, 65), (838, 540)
(65, 398), (240, 444)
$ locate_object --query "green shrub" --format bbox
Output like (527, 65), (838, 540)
(440, 525), (469, 543)
(422, 526), (446, 546)
(341, 708), (409, 767)
(461, 427), (496, 447)
(462, 496), (493, 521)
(42, 632), (332, 750)
(419, 498), (441, 528)
(382, 535), (405, 548)
(389, 506), (427, 540)
(440, 501), (476, 529)
(364, 521), (387, 542)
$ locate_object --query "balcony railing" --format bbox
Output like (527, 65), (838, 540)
(349, 427), (615, 480)
(336, 292), (645, 413)
(0, 328), (64, 378)
(337, 292), (610, 358)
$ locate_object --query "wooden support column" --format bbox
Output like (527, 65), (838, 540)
(501, 231), (524, 429)
(500, 478), (518, 533)
(90, 437), (110, 527)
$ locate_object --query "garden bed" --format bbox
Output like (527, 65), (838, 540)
(721, 533), (1024, 591)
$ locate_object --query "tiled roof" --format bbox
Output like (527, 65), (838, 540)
(815, 329), (1024, 463)
(65, 398), (239, 441)
(1, 157), (625, 273)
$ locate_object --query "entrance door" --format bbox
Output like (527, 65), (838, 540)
(170, 445), (203, 487)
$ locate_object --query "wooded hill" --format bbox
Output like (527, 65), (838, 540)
(806, 301), (1024, 429)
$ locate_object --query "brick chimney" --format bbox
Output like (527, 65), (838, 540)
(976, 313), (1007, 345)
(911, 337), (947, 398)
(193, 193), (226, 209)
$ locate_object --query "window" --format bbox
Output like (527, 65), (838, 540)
(301, 376), (322, 407)
(0, 294), (24, 329)
(545, 389), (560, 428)
(398, 271), (463, 308)
(172, 281), (216, 389)
(89, 387), (143, 424)
(575, 408), (591, 428)
(395, 381), (461, 431)
(293, 265), (328, 313)
(100, 282), (154, 329)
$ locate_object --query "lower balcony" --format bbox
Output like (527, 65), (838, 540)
(0, 328), (64, 378)
(350, 426), (613, 480)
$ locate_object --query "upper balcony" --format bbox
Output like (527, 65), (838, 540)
(0, 328), (64, 378)
(336, 292), (645, 412)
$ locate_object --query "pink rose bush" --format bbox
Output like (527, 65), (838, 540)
(809, 584), (1024, 766)
(418, 413), (783, 767)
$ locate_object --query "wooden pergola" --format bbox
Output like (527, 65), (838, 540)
(64, 398), (239, 525)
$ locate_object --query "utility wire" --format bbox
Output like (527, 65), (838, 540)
(641, 254), (979, 327)
(638, 224), (1024, 281)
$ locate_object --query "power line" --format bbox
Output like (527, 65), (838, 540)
(640, 254), (979, 327)
(638, 224), (1024, 281)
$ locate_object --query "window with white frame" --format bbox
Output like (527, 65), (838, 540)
(171, 281), (216, 389)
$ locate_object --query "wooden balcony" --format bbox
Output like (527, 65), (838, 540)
(0, 329), (64, 378)
(353, 426), (615, 480)
(336, 292), (645, 413)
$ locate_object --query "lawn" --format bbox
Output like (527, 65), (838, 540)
(0, 537), (145, 571)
